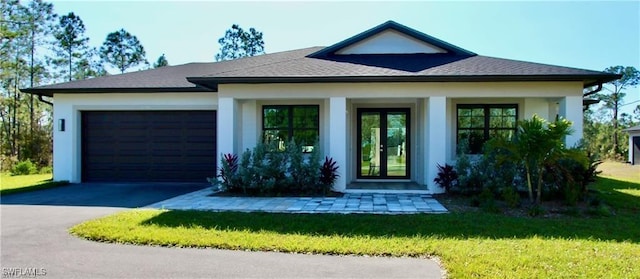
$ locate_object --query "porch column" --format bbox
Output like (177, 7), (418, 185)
(240, 100), (258, 151)
(329, 97), (347, 192)
(559, 96), (583, 147)
(426, 96), (447, 194)
(217, 97), (238, 158)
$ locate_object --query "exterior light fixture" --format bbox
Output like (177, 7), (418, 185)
(58, 119), (65, 132)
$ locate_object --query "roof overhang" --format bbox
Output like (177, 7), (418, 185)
(623, 125), (640, 132)
(20, 86), (213, 97)
(188, 74), (622, 89)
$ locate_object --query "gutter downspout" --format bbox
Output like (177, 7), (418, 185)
(37, 94), (53, 106)
(583, 82), (603, 97)
(582, 82), (603, 111)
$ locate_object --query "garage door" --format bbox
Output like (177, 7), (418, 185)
(82, 111), (216, 182)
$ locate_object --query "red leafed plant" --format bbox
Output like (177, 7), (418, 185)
(319, 156), (339, 186)
(219, 153), (238, 185)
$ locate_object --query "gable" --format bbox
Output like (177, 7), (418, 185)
(335, 29), (447, 55)
(309, 20), (476, 58)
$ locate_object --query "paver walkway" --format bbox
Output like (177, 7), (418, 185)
(147, 187), (448, 214)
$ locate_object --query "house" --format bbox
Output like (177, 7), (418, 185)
(624, 125), (640, 165)
(23, 21), (620, 193)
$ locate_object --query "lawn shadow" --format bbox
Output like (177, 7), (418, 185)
(594, 177), (640, 212)
(141, 177), (640, 244)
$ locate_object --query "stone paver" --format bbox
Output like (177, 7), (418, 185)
(147, 188), (448, 214)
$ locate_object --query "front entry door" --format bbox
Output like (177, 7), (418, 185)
(357, 108), (410, 179)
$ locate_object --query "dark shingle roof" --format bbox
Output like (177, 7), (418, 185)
(24, 48), (321, 96)
(23, 21), (620, 96)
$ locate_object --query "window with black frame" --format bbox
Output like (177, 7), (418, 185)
(262, 105), (319, 152)
(457, 104), (517, 154)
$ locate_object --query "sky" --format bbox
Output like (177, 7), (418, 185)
(51, 0), (640, 114)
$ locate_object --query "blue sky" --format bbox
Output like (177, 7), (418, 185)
(52, 0), (639, 112)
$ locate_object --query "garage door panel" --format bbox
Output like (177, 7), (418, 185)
(82, 111), (216, 182)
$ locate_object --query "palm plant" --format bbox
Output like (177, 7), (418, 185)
(490, 115), (585, 204)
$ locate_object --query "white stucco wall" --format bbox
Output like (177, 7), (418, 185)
(52, 92), (218, 183)
(53, 81), (583, 191)
(218, 81), (583, 192)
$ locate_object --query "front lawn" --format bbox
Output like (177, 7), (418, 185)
(71, 169), (640, 278)
(0, 173), (68, 195)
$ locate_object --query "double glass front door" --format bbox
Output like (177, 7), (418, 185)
(357, 108), (409, 179)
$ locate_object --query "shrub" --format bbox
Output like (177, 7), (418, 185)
(39, 166), (53, 174)
(11, 160), (38, 175)
(455, 140), (523, 197)
(453, 148), (484, 195)
(501, 186), (521, 208)
(588, 204), (614, 217)
(527, 204), (545, 217)
(543, 148), (596, 205)
(211, 140), (338, 196)
(479, 187), (500, 213)
(433, 163), (458, 193)
(1, 155), (18, 173)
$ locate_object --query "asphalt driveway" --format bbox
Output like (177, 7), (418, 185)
(0, 182), (208, 207)
(0, 184), (443, 278)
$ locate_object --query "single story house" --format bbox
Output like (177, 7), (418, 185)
(624, 125), (640, 165)
(24, 21), (620, 193)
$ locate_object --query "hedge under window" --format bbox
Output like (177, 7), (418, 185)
(263, 105), (319, 151)
(457, 104), (517, 154)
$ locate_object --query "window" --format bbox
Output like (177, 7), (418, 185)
(457, 104), (517, 154)
(262, 105), (319, 151)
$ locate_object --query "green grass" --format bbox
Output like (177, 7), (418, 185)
(71, 174), (640, 278)
(0, 173), (69, 195)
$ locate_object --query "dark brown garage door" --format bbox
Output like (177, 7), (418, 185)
(82, 111), (216, 182)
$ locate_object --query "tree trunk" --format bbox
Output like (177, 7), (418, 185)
(525, 164), (534, 203)
(536, 170), (543, 204)
(69, 48), (72, 81)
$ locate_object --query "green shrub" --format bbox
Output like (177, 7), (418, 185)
(210, 140), (337, 196)
(479, 187), (500, 213)
(527, 204), (546, 217)
(453, 149), (484, 195)
(39, 166), (53, 174)
(588, 204), (614, 217)
(11, 160), (38, 175)
(542, 147), (598, 205)
(501, 186), (521, 208)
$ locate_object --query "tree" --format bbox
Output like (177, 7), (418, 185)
(99, 28), (147, 73)
(23, 0), (56, 157)
(1, 0), (56, 169)
(74, 48), (107, 80)
(596, 66), (640, 154)
(153, 53), (168, 68)
(215, 24), (264, 61)
(53, 12), (89, 81)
